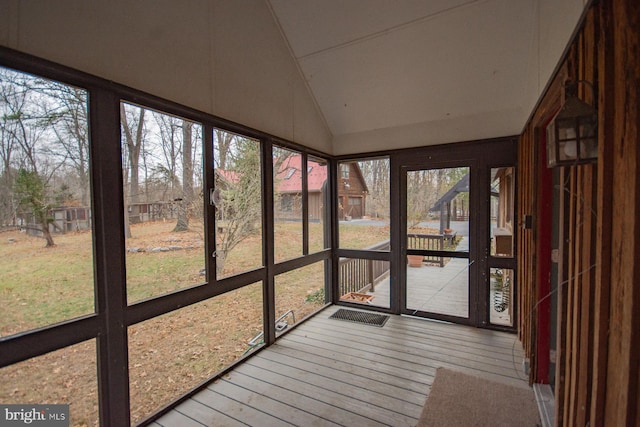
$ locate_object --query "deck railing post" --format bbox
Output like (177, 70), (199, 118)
(367, 259), (374, 292)
(337, 240), (390, 297)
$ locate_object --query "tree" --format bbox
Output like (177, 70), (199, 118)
(120, 103), (147, 237)
(152, 111), (194, 232)
(1, 66), (92, 237)
(406, 167), (468, 229)
(173, 121), (194, 232)
(0, 93), (18, 225)
(1, 67), (60, 231)
(40, 83), (90, 206)
(0, 69), (46, 174)
(14, 168), (55, 247)
(214, 133), (262, 275)
(357, 158), (390, 220)
(214, 128), (234, 170)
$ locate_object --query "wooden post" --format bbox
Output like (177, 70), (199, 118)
(590, 1), (614, 424)
(604, 0), (640, 424)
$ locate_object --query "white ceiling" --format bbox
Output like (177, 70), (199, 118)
(267, 0), (541, 150)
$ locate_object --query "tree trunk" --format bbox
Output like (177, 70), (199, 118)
(123, 202), (132, 239)
(42, 222), (55, 247)
(122, 170), (132, 238)
(173, 122), (193, 232)
(215, 250), (226, 276)
(120, 104), (145, 224)
(214, 129), (234, 169)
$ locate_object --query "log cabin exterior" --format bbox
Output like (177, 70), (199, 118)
(337, 162), (369, 220)
(0, 0), (638, 426)
(218, 155), (367, 222)
(275, 154), (328, 222)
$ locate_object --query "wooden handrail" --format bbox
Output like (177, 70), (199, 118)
(407, 234), (445, 267)
(338, 240), (390, 296)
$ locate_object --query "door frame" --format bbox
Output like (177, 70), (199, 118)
(389, 137), (518, 330)
(534, 123), (554, 382)
(398, 160), (478, 326)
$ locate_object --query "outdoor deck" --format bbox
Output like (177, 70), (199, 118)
(361, 235), (512, 326)
(365, 257), (470, 317)
(154, 305), (527, 426)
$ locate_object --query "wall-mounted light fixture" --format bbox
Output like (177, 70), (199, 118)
(546, 80), (598, 167)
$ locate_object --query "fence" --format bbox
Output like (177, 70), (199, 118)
(338, 240), (390, 297)
(51, 207), (92, 232)
(129, 201), (179, 223)
(407, 233), (445, 267)
(18, 201), (181, 237)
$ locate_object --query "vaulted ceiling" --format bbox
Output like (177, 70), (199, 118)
(267, 0), (586, 153)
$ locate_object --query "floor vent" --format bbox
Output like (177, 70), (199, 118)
(329, 309), (389, 327)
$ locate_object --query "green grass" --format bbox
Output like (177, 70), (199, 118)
(0, 220), (394, 424)
(126, 250), (205, 303)
(0, 220), (392, 336)
(338, 223), (390, 249)
(0, 231), (95, 335)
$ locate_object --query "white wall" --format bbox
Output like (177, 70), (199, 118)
(331, 0), (589, 155)
(0, 0), (589, 156)
(0, 0), (332, 153)
(521, 0), (589, 124)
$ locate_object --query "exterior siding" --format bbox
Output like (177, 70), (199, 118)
(518, 1), (640, 425)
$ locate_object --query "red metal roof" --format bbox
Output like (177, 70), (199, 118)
(275, 155), (327, 193)
(215, 169), (241, 183)
(217, 155), (327, 193)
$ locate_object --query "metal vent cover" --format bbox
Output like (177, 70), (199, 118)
(329, 309), (389, 327)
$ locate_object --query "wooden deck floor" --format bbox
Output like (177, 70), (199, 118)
(357, 236), (471, 317)
(154, 306), (528, 426)
(364, 235), (512, 326)
(366, 259), (470, 317)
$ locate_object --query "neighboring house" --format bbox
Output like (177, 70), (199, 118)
(214, 169), (241, 186)
(275, 155), (328, 222)
(491, 167), (514, 257)
(50, 206), (92, 233)
(24, 201), (181, 235)
(429, 173), (469, 233)
(213, 168), (242, 223)
(337, 162), (369, 220)
(19, 206), (92, 236)
(218, 156), (369, 222)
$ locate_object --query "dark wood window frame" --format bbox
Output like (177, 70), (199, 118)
(334, 139), (518, 329)
(0, 46), (517, 426)
(0, 46), (332, 426)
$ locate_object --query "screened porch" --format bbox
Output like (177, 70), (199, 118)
(154, 306), (527, 426)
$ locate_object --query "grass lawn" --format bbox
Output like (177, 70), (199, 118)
(0, 219), (392, 425)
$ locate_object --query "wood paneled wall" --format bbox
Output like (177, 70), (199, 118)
(517, 0), (639, 425)
(517, 54), (563, 387)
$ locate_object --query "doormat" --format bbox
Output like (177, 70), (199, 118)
(416, 367), (540, 427)
(329, 309), (389, 327)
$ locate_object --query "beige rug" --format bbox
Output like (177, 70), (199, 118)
(417, 368), (541, 427)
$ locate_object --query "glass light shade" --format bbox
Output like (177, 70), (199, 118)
(546, 93), (598, 167)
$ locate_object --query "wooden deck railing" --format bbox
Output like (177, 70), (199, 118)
(407, 233), (445, 267)
(338, 234), (448, 298)
(338, 240), (390, 296)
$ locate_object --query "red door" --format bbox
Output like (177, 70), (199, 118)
(535, 125), (554, 383)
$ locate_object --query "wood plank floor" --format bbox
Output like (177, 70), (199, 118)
(349, 236), (493, 322)
(155, 306), (529, 426)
